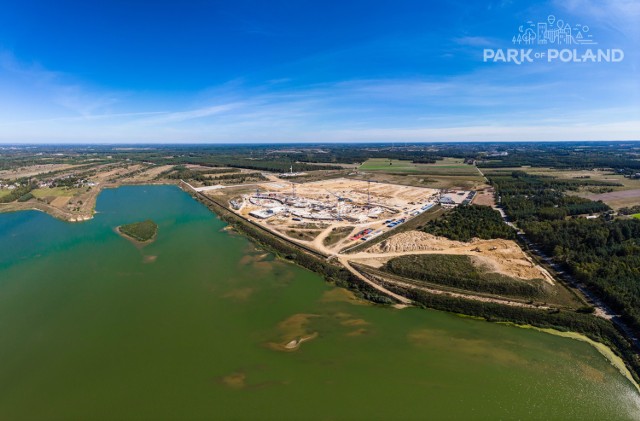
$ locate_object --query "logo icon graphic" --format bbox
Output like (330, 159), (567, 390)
(512, 15), (597, 46)
(482, 13), (623, 64)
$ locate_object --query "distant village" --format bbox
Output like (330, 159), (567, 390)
(0, 176), (97, 191)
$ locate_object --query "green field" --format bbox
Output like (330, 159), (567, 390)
(416, 158), (483, 176)
(359, 158), (418, 172)
(31, 187), (81, 198)
(0, 190), (10, 199)
(633, 213), (640, 219)
(360, 158), (480, 176)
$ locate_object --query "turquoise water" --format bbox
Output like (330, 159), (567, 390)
(0, 185), (638, 420)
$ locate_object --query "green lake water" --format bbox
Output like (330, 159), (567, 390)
(0, 185), (638, 420)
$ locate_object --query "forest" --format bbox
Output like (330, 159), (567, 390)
(118, 219), (158, 242)
(490, 171), (640, 337)
(522, 218), (640, 335)
(421, 204), (515, 241)
(491, 171), (613, 221)
(476, 144), (640, 173)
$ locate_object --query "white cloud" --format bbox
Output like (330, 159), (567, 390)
(141, 103), (245, 124)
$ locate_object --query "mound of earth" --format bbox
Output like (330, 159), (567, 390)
(369, 231), (467, 253)
(365, 230), (555, 284)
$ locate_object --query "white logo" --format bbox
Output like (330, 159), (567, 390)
(483, 14), (623, 64)
(512, 15), (597, 46)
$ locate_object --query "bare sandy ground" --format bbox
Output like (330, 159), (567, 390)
(472, 187), (496, 206)
(0, 164), (79, 179)
(361, 230), (555, 284)
(125, 164), (175, 182)
(579, 188), (640, 209)
(266, 313), (320, 352)
(0, 201), (94, 222)
(252, 177), (439, 210)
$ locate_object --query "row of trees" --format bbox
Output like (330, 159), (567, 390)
(0, 184), (35, 203)
(200, 172), (268, 186)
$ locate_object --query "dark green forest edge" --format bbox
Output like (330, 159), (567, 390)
(422, 204), (515, 241)
(118, 220), (158, 242)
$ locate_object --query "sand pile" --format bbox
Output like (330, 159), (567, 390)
(365, 230), (555, 284)
(369, 231), (467, 253)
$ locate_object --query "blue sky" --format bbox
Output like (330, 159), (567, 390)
(0, 0), (638, 143)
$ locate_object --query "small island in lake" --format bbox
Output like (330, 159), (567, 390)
(117, 219), (158, 243)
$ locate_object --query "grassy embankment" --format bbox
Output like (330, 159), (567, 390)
(118, 220), (158, 242)
(323, 226), (355, 247)
(384, 254), (546, 299)
(359, 255), (640, 382)
(283, 229), (322, 242)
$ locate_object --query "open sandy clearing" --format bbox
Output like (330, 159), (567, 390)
(0, 163), (81, 179)
(578, 189), (640, 209)
(357, 230), (555, 284)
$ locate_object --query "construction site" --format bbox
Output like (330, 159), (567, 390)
(192, 175), (584, 312)
(221, 178), (472, 253)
